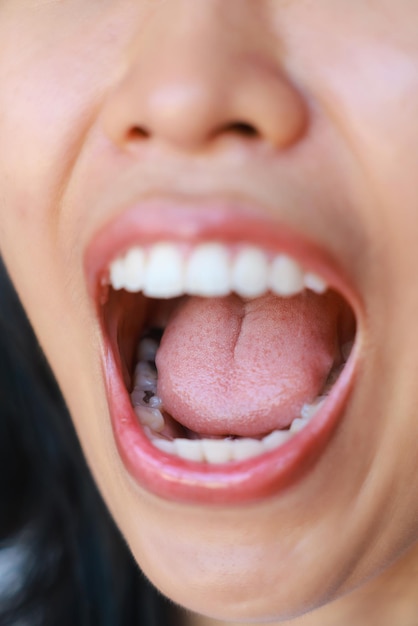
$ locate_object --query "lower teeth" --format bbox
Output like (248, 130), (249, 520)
(129, 329), (342, 464)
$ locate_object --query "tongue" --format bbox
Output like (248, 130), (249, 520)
(155, 292), (344, 437)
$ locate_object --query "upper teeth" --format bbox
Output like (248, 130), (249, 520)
(109, 242), (328, 298)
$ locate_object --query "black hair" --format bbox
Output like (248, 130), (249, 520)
(0, 260), (179, 626)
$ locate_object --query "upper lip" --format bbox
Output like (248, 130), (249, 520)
(84, 194), (363, 505)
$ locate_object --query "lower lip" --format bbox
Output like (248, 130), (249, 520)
(104, 336), (356, 505)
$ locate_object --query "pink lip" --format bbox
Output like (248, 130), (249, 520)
(85, 198), (360, 505)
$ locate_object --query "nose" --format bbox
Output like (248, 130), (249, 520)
(100, 2), (308, 154)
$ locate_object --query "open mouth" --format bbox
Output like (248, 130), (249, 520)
(86, 202), (359, 505)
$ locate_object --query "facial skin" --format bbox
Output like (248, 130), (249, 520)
(1, 1), (418, 624)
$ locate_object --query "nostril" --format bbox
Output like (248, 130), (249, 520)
(223, 121), (259, 138)
(127, 120), (259, 148)
(129, 125), (151, 140)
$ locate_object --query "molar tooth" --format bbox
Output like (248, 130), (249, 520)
(201, 438), (233, 464)
(262, 430), (291, 451)
(143, 243), (185, 298)
(153, 439), (176, 454)
(174, 438), (204, 462)
(134, 378), (157, 394)
(123, 247), (146, 292)
(185, 243), (231, 296)
(269, 255), (305, 297)
(137, 337), (159, 362)
(231, 438), (264, 461)
(148, 395), (163, 409)
(231, 247), (269, 298)
(131, 388), (148, 405)
(304, 271), (328, 294)
(289, 417), (310, 433)
(301, 397), (326, 420)
(134, 406), (165, 432)
(132, 389), (158, 406)
(134, 362), (157, 390)
(143, 426), (156, 441)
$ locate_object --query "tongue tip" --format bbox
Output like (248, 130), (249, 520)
(158, 374), (324, 438)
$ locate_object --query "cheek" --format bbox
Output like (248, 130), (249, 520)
(287, 7), (418, 195)
(317, 42), (418, 186)
(0, 7), (124, 258)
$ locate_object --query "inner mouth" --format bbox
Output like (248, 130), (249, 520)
(102, 243), (356, 465)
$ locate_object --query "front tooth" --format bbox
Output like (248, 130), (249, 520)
(185, 243), (231, 296)
(231, 247), (269, 298)
(269, 255), (304, 296)
(123, 247), (146, 292)
(143, 243), (185, 298)
(201, 439), (233, 464)
(134, 406), (165, 432)
(231, 438), (264, 461)
(110, 243), (330, 301)
(175, 438), (204, 462)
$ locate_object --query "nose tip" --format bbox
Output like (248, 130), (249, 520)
(100, 8), (309, 154)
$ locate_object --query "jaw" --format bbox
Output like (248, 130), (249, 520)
(86, 200), (362, 505)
